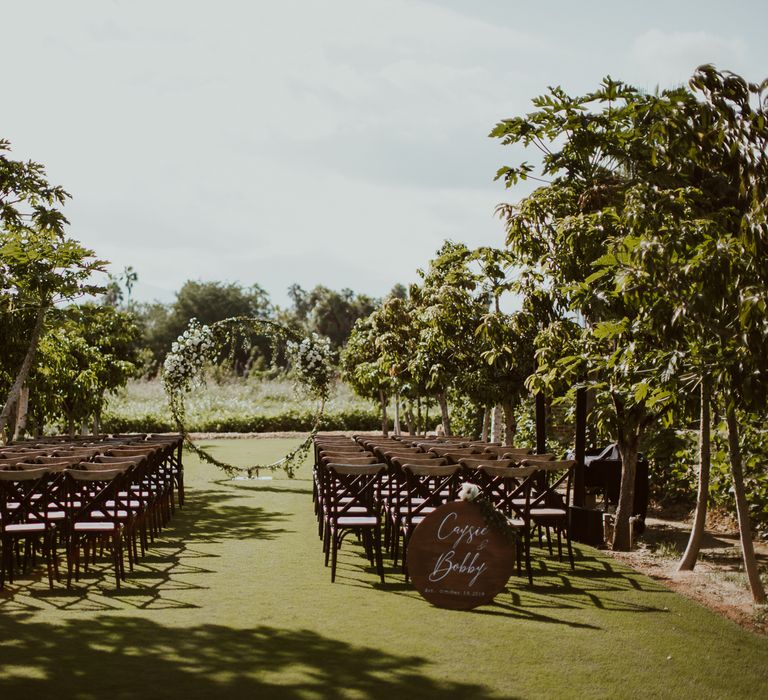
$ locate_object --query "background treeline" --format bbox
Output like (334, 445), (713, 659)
(118, 275), (387, 377)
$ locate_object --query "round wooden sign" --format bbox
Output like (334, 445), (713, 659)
(407, 500), (516, 610)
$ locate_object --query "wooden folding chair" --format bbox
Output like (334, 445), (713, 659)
(322, 463), (386, 584)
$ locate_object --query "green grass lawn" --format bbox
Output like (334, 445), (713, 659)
(1, 438), (766, 699)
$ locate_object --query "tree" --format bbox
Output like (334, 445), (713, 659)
(135, 280), (274, 374)
(25, 304), (140, 437)
(409, 242), (488, 435)
(341, 315), (394, 434)
(600, 66), (768, 599)
(0, 139), (106, 440)
(492, 79), (679, 549)
(493, 66), (768, 578)
(286, 284), (378, 349)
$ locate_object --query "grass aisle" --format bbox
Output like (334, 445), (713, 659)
(1, 438), (766, 699)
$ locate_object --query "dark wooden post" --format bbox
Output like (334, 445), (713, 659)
(535, 392), (546, 454)
(573, 387), (587, 508)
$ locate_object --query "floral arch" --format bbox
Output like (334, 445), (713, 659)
(162, 316), (333, 478)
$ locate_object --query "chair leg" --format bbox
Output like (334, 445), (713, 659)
(374, 527), (385, 584)
(520, 528), (533, 586)
(566, 529), (575, 570)
(331, 530), (340, 583)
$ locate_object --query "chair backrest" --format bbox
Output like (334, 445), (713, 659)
(427, 445), (482, 459)
(80, 459), (140, 470)
(325, 463), (386, 518)
(0, 466), (64, 526)
(319, 447), (366, 456)
(521, 459), (576, 509)
(510, 452), (555, 462)
(402, 464), (461, 518)
(477, 465), (539, 517)
(459, 457), (520, 471)
(390, 456), (447, 468)
(320, 455), (377, 466)
(65, 466), (132, 522)
(484, 446), (532, 458)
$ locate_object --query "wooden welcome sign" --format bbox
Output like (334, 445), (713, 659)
(407, 500), (516, 610)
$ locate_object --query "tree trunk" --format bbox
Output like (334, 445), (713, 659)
(416, 398), (422, 436)
(481, 406), (490, 442)
(379, 389), (389, 437)
(404, 403), (415, 435)
(393, 388), (401, 436)
(93, 402), (102, 437)
(678, 375), (711, 571)
(501, 400), (516, 445)
(12, 386), (30, 442)
(436, 392), (451, 436)
(491, 404), (503, 442)
(725, 403), (766, 604)
(613, 431), (640, 551)
(0, 305), (47, 438)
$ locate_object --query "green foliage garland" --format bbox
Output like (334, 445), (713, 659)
(162, 316), (333, 478)
(458, 483), (518, 545)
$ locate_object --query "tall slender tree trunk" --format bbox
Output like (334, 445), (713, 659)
(436, 392), (451, 436)
(416, 398), (423, 435)
(481, 407), (491, 442)
(379, 389), (389, 437)
(678, 375), (711, 571)
(93, 400), (103, 437)
(613, 432), (640, 551)
(0, 305), (47, 440)
(501, 400), (516, 445)
(393, 388), (401, 436)
(725, 403), (766, 604)
(491, 404), (503, 443)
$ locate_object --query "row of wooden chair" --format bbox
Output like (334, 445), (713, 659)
(312, 434), (576, 587)
(0, 434), (184, 590)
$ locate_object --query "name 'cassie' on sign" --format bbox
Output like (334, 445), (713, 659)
(427, 510), (492, 587)
(436, 510), (489, 549)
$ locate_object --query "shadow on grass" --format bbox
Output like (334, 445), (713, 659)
(179, 487), (293, 544)
(211, 478), (315, 496)
(334, 541), (672, 625)
(0, 616), (512, 700)
(0, 486), (291, 612)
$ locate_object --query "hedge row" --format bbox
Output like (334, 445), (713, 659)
(102, 408), (390, 434)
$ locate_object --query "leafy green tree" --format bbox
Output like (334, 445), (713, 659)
(286, 284), (377, 349)
(493, 65), (768, 575)
(341, 315), (394, 434)
(26, 304), (140, 436)
(0, 139), (106, 439)
(408, 242), (488, 435)
(136, 280), (273, 374)
(597, 66), (768, 598)
(492, 79), (687, 550)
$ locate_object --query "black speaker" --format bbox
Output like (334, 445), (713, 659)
(569, 506), (604, 546)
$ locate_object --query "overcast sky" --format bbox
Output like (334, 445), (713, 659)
(3, 0), (767, 307)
